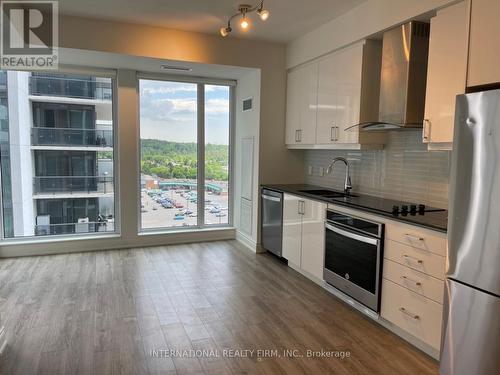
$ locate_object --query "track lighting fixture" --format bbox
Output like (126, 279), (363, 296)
(219, 1), (270, 37)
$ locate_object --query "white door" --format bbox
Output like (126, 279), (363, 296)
(467, 0), (500, 87)
(286, 62), (318, 145)
(282, 194), (302, 266)
(335, 43), (363, 144)
(300, 199), (326, 280)
(424, 1), (468, 145)
(316, 53), (339, 144)
(298, 62), (318, 144)
(285, 68), (301, 145)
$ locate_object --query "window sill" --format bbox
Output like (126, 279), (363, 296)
(0, 232), (121, 246)
(138, 226), (235, 237)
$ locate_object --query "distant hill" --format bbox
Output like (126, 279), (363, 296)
(141, 139), (228, 181)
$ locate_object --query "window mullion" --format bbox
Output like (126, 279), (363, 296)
(197, 84), (205, 228)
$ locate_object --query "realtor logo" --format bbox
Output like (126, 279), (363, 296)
(1, 1), (58, 69)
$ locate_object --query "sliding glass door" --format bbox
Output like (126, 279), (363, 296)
(139, 78), (232, 231)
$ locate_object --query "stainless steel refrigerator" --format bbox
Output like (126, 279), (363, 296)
(441, 89), (500, 375)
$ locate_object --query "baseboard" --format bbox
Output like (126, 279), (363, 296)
(235, 231), (258, 253)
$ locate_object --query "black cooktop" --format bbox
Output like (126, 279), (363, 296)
(333, 194), (446, 216)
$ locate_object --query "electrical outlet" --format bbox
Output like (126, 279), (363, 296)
(319, 167), (324, 176)
(307, 165), (313, 175)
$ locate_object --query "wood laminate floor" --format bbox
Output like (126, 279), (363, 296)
(0, 240), (438, 375)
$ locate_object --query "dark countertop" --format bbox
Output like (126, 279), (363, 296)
(262, 184), (448, 233)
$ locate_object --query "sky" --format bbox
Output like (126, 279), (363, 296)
(139, 79), (230, 145)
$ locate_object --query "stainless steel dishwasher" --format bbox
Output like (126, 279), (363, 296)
(261, 188), (283, 257)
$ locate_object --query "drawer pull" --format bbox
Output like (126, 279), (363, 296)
(405, 234), (424, 242)
(403, 255), (423, 264)
(400, 275), (422, 286)
(399, 307), (420, 320)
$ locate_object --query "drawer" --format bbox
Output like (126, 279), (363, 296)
(381, 279), (443, 349)
(383, 258), (445, 304)
(384, 239), (446, 280)
(385, 221), (447, 256)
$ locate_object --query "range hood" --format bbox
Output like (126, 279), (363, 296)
(349, 21), (430, 131)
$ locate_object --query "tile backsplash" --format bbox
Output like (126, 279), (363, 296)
(304, 131), (451, 208)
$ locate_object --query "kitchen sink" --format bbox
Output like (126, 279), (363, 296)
(298, 189), (357, 198)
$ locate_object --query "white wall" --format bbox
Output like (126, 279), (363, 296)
(286, 0), (458, 68)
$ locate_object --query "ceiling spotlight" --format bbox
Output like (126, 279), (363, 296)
(257, 6), (269, 20)
(240, 15), (250, 30)
(219, 1), (269, 37)
(220, 25), (232, 37)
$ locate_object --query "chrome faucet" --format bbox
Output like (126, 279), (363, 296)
(326, 157), (352, 195)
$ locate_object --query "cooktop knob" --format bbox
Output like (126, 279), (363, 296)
(418, 204), (426, 214)
(392, 205), (399, 215)
(410, 204), (417, 214)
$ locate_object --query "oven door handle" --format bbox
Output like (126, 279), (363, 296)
(325, 223), (379, 245)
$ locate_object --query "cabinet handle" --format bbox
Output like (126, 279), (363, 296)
(405, 234), (424, 242)
(423, 119), (431, 142)
(330, 126), (336, 142)
(335, 126), (339, 141)
(403, 255), (423, 264)
(295, 129), (302, 143)
(399, 307), (420, 320)
(298, 200), (305, 215)
(400, 275), (422, 287)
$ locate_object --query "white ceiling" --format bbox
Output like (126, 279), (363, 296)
(59, 0), (367, 43)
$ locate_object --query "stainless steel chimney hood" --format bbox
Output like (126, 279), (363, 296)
(348, 21), (430, 131)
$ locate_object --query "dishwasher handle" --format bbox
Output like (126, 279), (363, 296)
(261, 194), (281, 203)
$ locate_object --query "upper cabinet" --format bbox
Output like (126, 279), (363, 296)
(285, 62), (318, 145)
(423, 1), (469, 149)
(468, 0), (500, 87)
(286, 40), (385, 150)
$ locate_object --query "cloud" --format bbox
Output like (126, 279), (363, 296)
(206, 99), (229, 115)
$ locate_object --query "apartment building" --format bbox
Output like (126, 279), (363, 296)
(0, 71), (114, 237)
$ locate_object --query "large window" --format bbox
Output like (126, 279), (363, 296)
(0, 70), (116, 238)
(139, 78), (231, 230)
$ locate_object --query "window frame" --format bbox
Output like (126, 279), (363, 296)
(0, 66), (120, 242)
(137, 73), (235, 233)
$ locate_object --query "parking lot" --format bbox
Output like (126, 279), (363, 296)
(141, 188), (229, 229)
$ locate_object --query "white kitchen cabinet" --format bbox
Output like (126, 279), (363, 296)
(282, 194), (326, 281)
(467, 0), (500, 87)
(300, 199), (326, 280)
(282, 194), (302, 266)
(286, 40), (385, 150)
(423, 1), (469, 149)
(285, 62), (318, 145)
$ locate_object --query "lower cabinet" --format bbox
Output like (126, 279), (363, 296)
(381, 279), (443, 350)
(282, 194), (326, 281)
(380, 221), (446, 351)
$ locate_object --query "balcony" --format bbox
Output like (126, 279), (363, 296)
(35, 221), (114, 236)
(33, 176), (114, 195)
(32, 127), (113, 148)
(29, 75), (112, 100)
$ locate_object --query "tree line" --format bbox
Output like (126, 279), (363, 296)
(140, 139), (228, 181)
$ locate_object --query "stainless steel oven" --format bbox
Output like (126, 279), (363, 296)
(324, 210), (384, 312)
